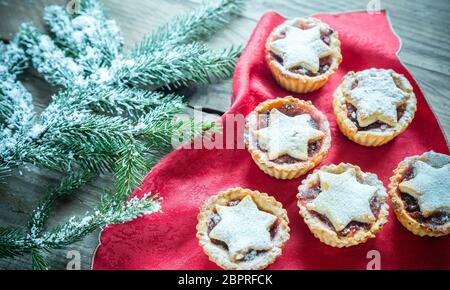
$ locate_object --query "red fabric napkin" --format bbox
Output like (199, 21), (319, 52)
(92, 11), (450, 270)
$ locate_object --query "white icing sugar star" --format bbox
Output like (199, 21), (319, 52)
(270, 25), (332, 73)
(399, 161), (450, 217)
(257, 109), (324, 161)
(347, 69), (410, 127)
(209, 195), (277, 260)
(306, 168), (378, 231)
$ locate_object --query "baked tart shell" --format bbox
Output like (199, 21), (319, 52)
(389, 153), (450, 237)
(333, 70), (417, 146)
(297, 163), (389, 247)
(196, 187), (290, 270)
(244, 96), (331, 180)
(265, 17), (342, 93)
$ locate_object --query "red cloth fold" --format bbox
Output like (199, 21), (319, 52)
(92, 11), (449, 270)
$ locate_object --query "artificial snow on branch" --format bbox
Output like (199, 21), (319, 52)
(133, 0), (243, 54)
(115, 43), (242, 89)
(0, 0), (244, 269)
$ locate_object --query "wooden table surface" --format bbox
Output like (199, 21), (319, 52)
(1, 0), (449, 269)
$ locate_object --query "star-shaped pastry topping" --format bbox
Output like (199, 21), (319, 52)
(346, 69), (410, 127)
(270, 25), (333, 73)
(399, 161), (450, 217)
(257, 109), (325, 161)
(209, 195), (277, 260)
(306, 168), (379, 231)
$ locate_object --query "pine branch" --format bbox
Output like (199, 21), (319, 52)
(113, 100), (192, 199)
(42, 113), (133, 147)
(40, 82), (184, 122)
(28, 171), (96, 238)
(77, 0), (123, 65)
(0, 49), (36, 166)
(139, 102), (194, 150)
(1, 0), (242, 269)
(133, 0), (244, 55)
(2, 85), (188, 174)
(16, 23), (85, 88)
(0, 227), (33, 258)
(114, 140), (148, 200)
(43, 6), (78, 56)
(23, 114), (135, 173)
(42, 192), (160, 249)
(0, 76), (35, 132)
(138, 104), (216, 167)
(90, 89), (184, 120)
(0, 40), (34, 131)
(22, 101), (191, 174)
(44, 1), (123, 71)
(115, 43), (242, 89)
(0, 192), (160, 263)
(198, 45), (242, 81)
(0, 40), (28, 75)
(0, 95), (13, 125)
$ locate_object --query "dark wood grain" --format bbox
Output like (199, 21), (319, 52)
(0, 0), (449, 269)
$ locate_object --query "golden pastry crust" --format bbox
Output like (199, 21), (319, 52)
(265, 17), (342, 93)
(196, 187), (290, 270)
(244, 96), (331, 180)
(297, 163), (389, 247)
(333, 69), (417, 146)
(388, 151), (450, 237)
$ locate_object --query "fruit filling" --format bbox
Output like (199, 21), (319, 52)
(289, 56), (332, 76)
(346, 103), (407, 131)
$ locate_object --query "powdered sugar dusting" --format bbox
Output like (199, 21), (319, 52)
(306, 168), (383, 231)
(209, 196), (277, 261)
(399, 160), (450, 217)
(270, 24), (332, 73)
(345, 68), (411, 127)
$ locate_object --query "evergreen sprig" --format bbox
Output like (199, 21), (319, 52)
(0, 187), (161, 269)
(44, 0), (123, 71)
(0, 227), (32, 258)
(28, 171), (96, 239)
(114, 140), (148, 199)
(133, 0), (243, 55)
(17, 23), (84, 88)
(0, 0), (244, 269)
(116, 43), (242, 89)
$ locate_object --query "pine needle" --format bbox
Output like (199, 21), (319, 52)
(31, 249), (49, 270)
(117, 44), (242, 89)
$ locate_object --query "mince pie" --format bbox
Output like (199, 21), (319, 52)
(265, 17), (342, 93)
(389, 151), (450, 237)
(244, 96), (331, 179)
(333, 68), (417, 146)
(196, 187), (290, 270)
(297, 163), (389, 247)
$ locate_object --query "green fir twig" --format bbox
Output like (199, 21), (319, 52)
(0, 0), (244, 269)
